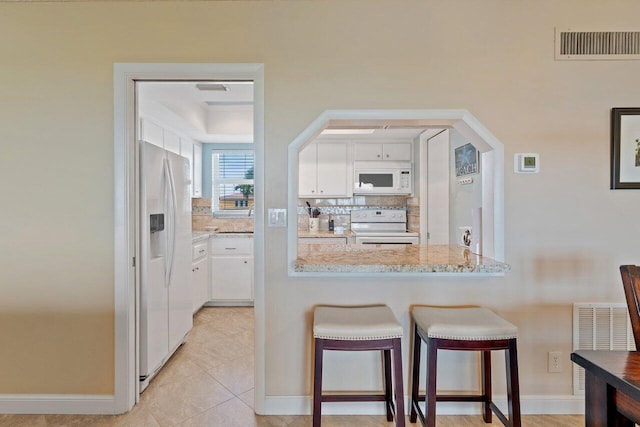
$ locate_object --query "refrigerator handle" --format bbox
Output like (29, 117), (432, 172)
(165, 158), (178, 287)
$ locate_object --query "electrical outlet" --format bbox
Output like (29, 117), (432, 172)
(548, 351), (562, 373)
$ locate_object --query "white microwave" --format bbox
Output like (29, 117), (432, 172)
(353, 162), (412, 195)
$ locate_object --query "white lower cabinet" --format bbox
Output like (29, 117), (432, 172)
(209, 236), (253, 304)
(191, 257), (208, 313)
(191, 240), (209, 313)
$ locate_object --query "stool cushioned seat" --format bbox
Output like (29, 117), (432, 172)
(314, 306), (403, 340)
(413, 307), (517, 341)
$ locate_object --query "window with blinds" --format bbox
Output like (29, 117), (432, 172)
(212, 151), (254, 215)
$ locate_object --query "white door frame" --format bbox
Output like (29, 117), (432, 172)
(113, 63), (265, 414)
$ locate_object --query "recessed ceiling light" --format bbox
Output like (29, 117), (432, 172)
(196, 83), (228, 91)
(320, 129), (376, 135)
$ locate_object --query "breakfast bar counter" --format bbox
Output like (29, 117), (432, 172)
(295, 244), (510, 274)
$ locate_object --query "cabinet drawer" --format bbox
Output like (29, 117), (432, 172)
(210, 237), (253, 255)
(192, 241), (208, 261)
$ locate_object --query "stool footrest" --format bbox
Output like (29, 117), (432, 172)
(414, 394), (487, 402)
(322, 394), (387, 403)
(437, 394), (486, 402)
(412, 396), (509, 423)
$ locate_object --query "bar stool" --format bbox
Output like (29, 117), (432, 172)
(409, 306), (521, 427)
(313, 305), (405, 427)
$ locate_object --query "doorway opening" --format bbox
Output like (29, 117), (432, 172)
(114, 63), (265, 414)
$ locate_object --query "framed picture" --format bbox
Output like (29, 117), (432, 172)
(455, 143), (479, 177)
(611, 108), (640, 189)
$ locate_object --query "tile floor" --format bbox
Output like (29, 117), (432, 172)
(0, 307), (584, 426)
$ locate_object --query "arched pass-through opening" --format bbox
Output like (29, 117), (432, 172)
(287, 109), (505, 275)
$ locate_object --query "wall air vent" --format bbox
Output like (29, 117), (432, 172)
(573, 303), (636, 395)
(556, 28), (640, 60)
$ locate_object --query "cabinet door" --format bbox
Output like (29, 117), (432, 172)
(140, 118), (163, 147)
(354, 143), (383, 160)
(181, 138), (194, 197)
(193, 142), (203, 197)
(192, 257), (208, 313)
(210, 257), (253, 301)
(316, 143), (349, 197)
(298, 143), (318, 196)
(383, 143), (412, 161)
(163, 129), (181, 155)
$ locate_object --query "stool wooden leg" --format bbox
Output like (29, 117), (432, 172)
(410, 325), (421, 423)
(313, 338), (324, 427)
(425, 338), (438, 427)
(506, 339), (521, 427)
(482, 350), (492, 423)
(392, 338), (406, 427)
(384, 349), (393, 421)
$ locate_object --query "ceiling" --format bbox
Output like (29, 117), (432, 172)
(138, 81), (254, 144)
(138, 81), (446, 145)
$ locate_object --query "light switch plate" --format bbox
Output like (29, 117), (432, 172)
(268, 208), (287, 227)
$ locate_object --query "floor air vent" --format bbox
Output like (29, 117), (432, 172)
(573, 303), (635, 395)
(556, 28), (640, 60)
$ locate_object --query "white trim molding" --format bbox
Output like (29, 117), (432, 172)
(0, 394), (115, 415)
(263, 394), (585, 416)
(114, 63), (265, 415)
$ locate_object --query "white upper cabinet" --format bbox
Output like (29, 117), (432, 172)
(180, 137), (194, 196)
(163, 129), (181, 155)
(299, 142), (351, 198)
(354, 142), (412, 161)
(140, 117), (204, 198)
(140, 118), (163, 147)
(193, 142), (203, 198)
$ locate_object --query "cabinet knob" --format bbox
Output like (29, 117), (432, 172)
(320, 190), (324, 193)
(386, 154), (390, 158)
(377, 154), (381, 158)
(244, 261), (248, 264)
(311, 190), (315, 193)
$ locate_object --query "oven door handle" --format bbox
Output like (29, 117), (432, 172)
(360, 241), (414, 245)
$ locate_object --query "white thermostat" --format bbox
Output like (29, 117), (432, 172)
(514, 153), (539, 173)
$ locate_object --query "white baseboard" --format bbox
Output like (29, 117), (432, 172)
(262, 395), (585, 416)
(0, 394), (115, 414)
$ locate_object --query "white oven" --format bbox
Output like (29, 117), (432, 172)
(353, 162), (412, 195)
(351, 209), (420, 245)
(355, 234), (420, 245)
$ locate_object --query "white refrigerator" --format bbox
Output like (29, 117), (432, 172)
(139, 141), (193, 387)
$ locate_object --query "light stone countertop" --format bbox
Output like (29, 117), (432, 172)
(209, 232), (254, 238)
(192, 232), (210, 243)
(298, 230), (354, 238)
(295, 244), (510, 274)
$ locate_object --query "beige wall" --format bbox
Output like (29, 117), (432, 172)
(1, 0), (639, 400)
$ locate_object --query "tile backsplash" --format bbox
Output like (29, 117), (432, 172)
(298, 195), (411, 231)
(192, 198), (254, 232)
(192, 195), (417, 233)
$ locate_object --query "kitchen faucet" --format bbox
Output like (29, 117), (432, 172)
(248, 207), (254, 217)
